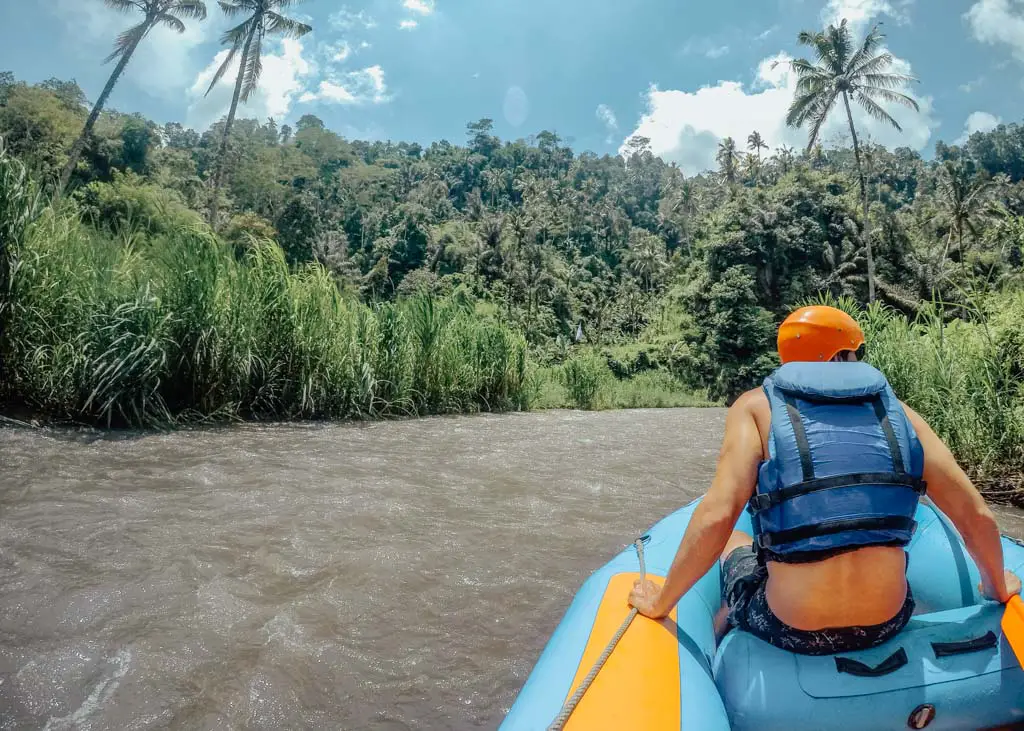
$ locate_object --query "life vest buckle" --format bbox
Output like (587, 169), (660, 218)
(748, 493), (773, 513)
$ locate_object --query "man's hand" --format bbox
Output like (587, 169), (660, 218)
(629, 578), (667, 619)
(980, 569), (1023, 603)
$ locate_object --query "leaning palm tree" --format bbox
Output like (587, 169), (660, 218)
(786, 19), (920, 302)
(205, 0), (312, 226)
(58, 0), (208, 194)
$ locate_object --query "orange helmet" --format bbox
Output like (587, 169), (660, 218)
(778, 306), (865, 364)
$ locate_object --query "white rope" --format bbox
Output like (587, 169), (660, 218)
(547, 537), (647, 731)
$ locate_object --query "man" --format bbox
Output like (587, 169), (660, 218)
(628, 305), (1021, 656)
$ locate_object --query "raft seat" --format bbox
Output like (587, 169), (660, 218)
(714, 500), (1024, 731)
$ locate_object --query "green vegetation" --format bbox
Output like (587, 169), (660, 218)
(532, 359), (709, 411)
(1, 14), (1024, 496)
(1, 149), (528, 427)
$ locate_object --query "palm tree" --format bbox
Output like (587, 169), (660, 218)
(786, 19), (919, 302)
(747, 131), (767, 160)
(205, 0), (312, 226)
(775, 144), (796, 175)
(716, 137), (739, 186)
(58, 0), (208, 194)
(936, 160), (1006, 265)
(625, 229), (666, 291)
(747, 131), (768, 184)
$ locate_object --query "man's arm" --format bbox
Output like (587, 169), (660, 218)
(902, 402), (1017, 602)
(633, 393), (762, 619)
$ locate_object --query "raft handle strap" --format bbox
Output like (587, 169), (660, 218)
(931, 631), (998, 658)
(835, 647), (908, 677)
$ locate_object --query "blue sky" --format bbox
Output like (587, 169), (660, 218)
(1, 0), (1024, 174)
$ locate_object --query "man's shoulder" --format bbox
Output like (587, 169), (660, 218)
(730, 386), (769, 413)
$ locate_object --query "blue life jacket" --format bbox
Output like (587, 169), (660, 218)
(749, 361), (927, 564)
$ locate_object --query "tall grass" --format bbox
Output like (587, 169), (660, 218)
(532, 351), (714, 411)
(0, 160), (528, 428)
(558, 353), (607, 410)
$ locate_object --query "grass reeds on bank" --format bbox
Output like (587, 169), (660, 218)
(0, 156), (528, 428)
(531, 351), (714, 411)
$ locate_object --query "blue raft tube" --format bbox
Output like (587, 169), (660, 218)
(501, 498), (1024, 730)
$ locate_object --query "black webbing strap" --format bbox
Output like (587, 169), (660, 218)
(748, 472), (927, 513)
(931, 631), (998, 658)
(871, 396), (906, 474)
(757, 515), (917, 549)
(783, 394), (814, 482)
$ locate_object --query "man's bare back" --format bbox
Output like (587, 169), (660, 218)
(737, 388), (910, 630)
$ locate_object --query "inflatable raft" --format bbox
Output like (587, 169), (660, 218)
(502, 498), (1024, 730)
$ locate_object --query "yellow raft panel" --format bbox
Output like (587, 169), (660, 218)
(562, 572), (680, 730)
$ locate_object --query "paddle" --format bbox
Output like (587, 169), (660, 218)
(1001, 595), (1024, 665)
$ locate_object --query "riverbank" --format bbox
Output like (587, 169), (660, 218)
(1, 154), (1021, 503)
(0, 202), (531, 427)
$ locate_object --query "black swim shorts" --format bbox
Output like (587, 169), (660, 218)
(720, 545), (915, 656)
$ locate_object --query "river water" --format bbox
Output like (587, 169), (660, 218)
(2, 409), (1023, 730)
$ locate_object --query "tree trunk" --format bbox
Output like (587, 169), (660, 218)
(207, 17), (260, 228)
(842, 91), (874, 302)
(58, 27), (148, 196)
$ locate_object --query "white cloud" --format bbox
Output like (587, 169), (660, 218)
(956, 111), (1002, 144)
(959, 76), (986, 93)
(403, 0), (435, 15)
(621, 52), (936, 175)
(596, 104), (618, 143)
(399, 19), (419, 30)
(304, 82), (356, 104)
(186, 39), (315, 130)
(757, 25), (780, 41)
(330, 8), (378, 30)
(965, 0), (1024, 62)
(596, 104), (618, 130)
(364, 66), (387, 95)
(303, 66), (390, 106)
(330, 42), (352, 62)
(823, 0), (913, 30)
(680, 37), (730, 58)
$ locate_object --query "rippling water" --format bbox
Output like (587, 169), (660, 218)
(2, 409), (1022, 730)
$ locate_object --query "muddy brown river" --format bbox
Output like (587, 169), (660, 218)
(2, 409), (1023, 730)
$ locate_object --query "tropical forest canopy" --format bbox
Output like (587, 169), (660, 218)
(1, 10), (1023, 410)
